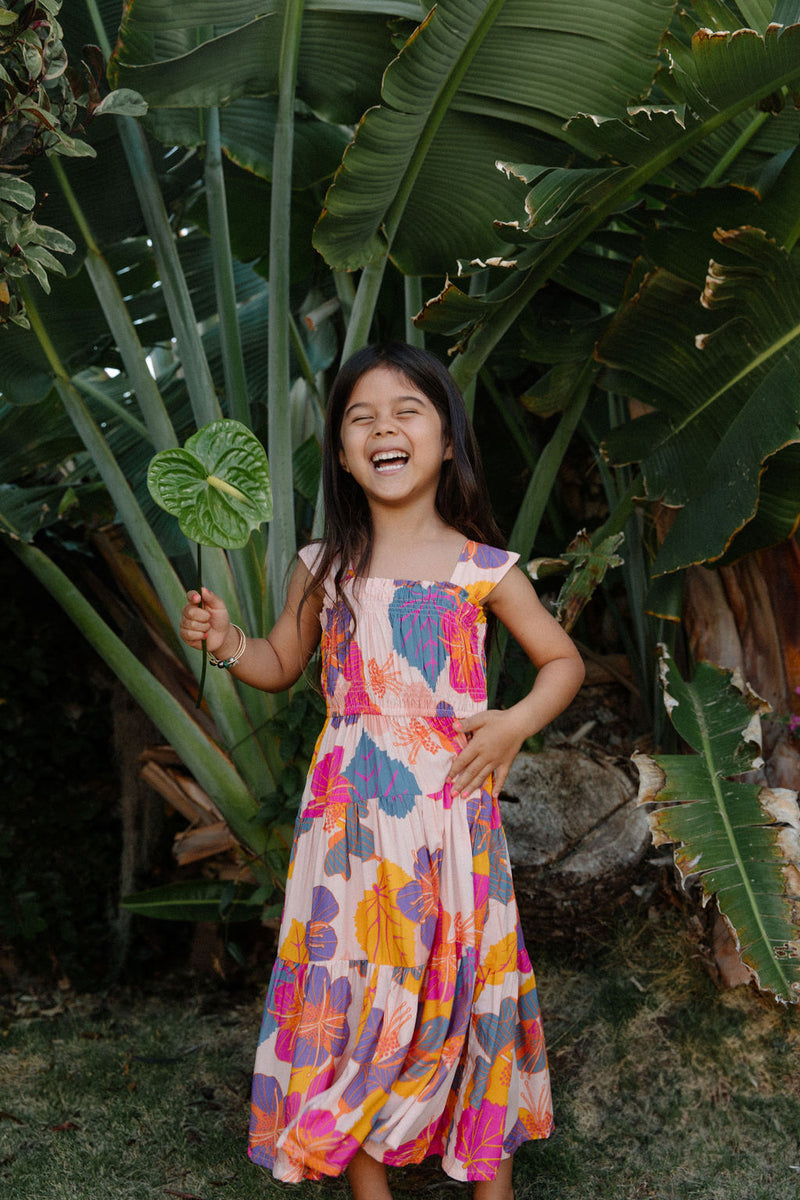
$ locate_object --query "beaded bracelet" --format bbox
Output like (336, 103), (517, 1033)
(207, 624), (247, 669)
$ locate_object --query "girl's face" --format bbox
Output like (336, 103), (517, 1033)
(338, 366), (452, 511)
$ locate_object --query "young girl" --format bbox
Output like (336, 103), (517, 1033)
(179, 343), (584, 1199)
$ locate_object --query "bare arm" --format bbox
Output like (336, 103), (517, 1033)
(448, 564), (585, 797)
(179, 558), (323, 693)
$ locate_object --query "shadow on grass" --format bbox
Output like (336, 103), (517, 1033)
(2, 899), (799, 1200)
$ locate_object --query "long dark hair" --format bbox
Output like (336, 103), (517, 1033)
(303, 342), (505, 614)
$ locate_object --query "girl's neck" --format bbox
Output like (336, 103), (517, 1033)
(366, 508), (466, 581)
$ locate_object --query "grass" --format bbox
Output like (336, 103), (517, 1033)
(2, 896), (799, 1200)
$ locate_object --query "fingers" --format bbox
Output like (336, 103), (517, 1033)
(180, 598), (210, 648)
(447, 711), (522, 797)
(448, 738), (495, 797)
(179, 586), (228, 650)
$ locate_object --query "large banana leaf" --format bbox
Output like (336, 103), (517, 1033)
(634, 648), (800, 1003)
(109, 2), (404, 128)
(599, 226), (800, 575)
(412, 15), (800, 385)
(314, 0), (675, 276)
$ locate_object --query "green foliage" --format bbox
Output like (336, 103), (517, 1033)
(120, 879), (266, 922)
(0, 0), (144, 327)
(147, 419), (273, 550)
(3, 0), (800, 957)
(600, 225), (800, 574)
(255, 685), (327, 830)
(528, 531), (625, 634)
(635, 648), (800, 1003)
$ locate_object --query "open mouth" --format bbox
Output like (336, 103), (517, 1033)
(371, 450), (409, 473)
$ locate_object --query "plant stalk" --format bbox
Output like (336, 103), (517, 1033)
(266, 0), (305, 618)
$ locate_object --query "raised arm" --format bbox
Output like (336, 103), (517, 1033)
(179, 558), (323, 693)
(448, 565), (585, 797)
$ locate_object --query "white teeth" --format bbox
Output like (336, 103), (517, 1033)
(371, 450), (409, 471)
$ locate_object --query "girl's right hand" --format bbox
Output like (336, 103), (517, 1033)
(179, 586), (231, 655)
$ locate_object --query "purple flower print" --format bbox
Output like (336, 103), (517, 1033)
(462, 541), (509, 570)
(274, 966), (351, 1067)
(306, 886), (339, 961)
(397, 847), (441, 948)
(342, 1003), (412, 1109)
(248, 1073), (284, 1165)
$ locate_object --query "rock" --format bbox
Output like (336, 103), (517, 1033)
(500, 747), (651, 942)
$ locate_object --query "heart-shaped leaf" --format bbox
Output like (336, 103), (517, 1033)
(147, 419), (272, 549)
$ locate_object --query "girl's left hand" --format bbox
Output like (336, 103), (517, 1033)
(447, 709), (528, 798)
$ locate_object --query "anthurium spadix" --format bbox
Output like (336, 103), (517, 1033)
(148, 419), (272, 705)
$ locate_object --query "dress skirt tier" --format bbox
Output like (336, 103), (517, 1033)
(248, 541), (554, 1182)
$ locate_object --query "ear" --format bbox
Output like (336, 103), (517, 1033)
(339, 447), (350, 473)
(442, 436), (453, 462)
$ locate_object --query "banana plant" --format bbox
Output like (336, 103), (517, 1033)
(4, 0), (800, 942)
(635, 647), (800, 1004)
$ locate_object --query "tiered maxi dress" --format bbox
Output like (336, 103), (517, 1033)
(248, 539), (554, 1183)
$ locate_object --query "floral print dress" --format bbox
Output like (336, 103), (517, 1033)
(248, 540), (554, 1182)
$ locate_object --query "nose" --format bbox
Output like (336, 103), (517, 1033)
(373, 412), (397, 436)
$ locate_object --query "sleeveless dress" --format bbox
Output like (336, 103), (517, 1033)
(248, 540), (554, 1183)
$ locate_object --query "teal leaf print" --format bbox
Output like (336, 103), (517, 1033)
(324, 804), (377, 879)
(345, 731), (418, 817)
(390, 585), (456, 689)
(487, 828), (513, 905)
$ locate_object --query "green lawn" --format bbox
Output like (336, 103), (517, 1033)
(2, 899), (799, 1200)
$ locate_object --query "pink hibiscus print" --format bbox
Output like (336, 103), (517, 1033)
(304, 746), (352, 819)
(285, 1108), (361, 1173)
(455, 1102), (506, 1181)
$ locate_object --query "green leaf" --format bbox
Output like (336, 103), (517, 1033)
(147, 419), (272, 549)
(0, 176), (36, 209)
(120, 879), (263, 921)
(111, 14), (283, 108)
(599, 228), (800, 574)
(314, 0), (675, 275)
(443, 18), (800, 387)
(93, 88), (149, 117)
(714, 442), (800, 564)
(292, 433), (322, 504)
(0, 483), (73, 542)
(111, 4), (394, 123)
(528, 531), (625, 633)
(635, 648), (800, 1003)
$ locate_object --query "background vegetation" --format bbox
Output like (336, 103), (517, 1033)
(1, 0), (799, 995)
